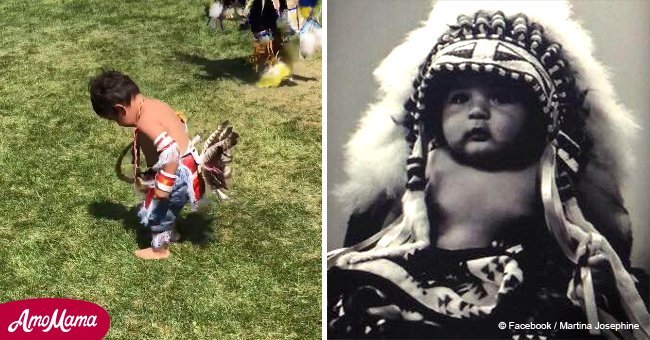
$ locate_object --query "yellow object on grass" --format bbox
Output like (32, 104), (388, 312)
(256, 62), (291, 88)
(175, 111), (187, 123)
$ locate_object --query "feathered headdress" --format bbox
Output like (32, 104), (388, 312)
(338, 0), (636, 218)
(331, 1), (648, 337)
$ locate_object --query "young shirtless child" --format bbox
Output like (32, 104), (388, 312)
(89, 70), (206, 260)
(328, 2), (649, 339)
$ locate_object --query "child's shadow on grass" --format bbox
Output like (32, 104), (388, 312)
(87, 201), (216, 248)
(176, 213), (216, 247)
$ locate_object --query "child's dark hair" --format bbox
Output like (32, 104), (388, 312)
(89, 69), (140, 118)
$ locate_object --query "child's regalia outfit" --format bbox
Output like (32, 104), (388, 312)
(129, 114), (238, 249)
(327, 1), (650, 339)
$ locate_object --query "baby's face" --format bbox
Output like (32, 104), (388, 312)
(440, 75), (541, 164)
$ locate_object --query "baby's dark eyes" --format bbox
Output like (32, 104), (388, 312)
(445, 89), (521, 105)
(490, 89), (518, 105)
(447, 92), (470, 104)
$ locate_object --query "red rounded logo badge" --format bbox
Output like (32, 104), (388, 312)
(0, 298), (110, 339)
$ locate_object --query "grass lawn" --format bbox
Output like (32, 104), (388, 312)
(0, 1), (321, 339)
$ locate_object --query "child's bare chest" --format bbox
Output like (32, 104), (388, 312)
(426, 150), (540, 247)
(432, 168), (538, 218)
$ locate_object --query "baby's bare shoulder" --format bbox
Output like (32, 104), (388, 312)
(140, 99), (178, 124)
(146, 98), (175, 116)
(141, 98), (189, 149)
(136, 99), (173, 137)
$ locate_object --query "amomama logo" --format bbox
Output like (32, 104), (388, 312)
(0, 298), (110, 339)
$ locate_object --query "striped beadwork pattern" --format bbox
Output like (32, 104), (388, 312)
(154, 131), (177, 153)
(155, 170), (177, 193)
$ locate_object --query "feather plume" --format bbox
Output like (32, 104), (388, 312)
(200, 121), (239, 198)
(256, 61), (292, 88)
(209, 1), (224, 18)
(299, 27), (321, 58)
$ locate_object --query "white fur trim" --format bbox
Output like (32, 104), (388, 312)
(209, 1), (224, 18)
(155, 143), (180, 169)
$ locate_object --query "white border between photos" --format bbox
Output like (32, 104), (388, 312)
(321, 0), (328, 338)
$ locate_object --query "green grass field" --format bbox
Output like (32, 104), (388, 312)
(0, 1), (321, 339)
